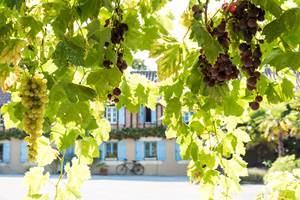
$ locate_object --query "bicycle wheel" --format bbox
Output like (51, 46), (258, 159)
(132, 164), (144, 175)
(116, 164), (128, 175)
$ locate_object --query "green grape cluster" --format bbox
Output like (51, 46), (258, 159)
(19, 73), (48, 161)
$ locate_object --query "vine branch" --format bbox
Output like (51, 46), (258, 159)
(204, 0), (209, 30)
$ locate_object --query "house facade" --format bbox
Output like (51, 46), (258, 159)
(0, 71), (190, 175)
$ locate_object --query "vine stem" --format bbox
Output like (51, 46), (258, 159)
(55, 151), (66, 200)
(204, 0), (209, 30)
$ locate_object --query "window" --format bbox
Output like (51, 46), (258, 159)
(0, 143), (3, 162)
(144, 142), (157, 159)
(145, 107), (152, 122)
(183, 112), (193, 123)
(106, 142), (118, 159)
(105, 106), (117, 124)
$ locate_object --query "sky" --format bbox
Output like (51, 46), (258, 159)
(134, 0), (222, 71)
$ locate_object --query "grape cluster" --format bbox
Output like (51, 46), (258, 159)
(231, 0), (265, 43)
(111, 21), (128, 45)
(211, 19), (230, 49)
(229, 0), (265, 110)
(102, 6), (129, 73)
(103, 5), (128, 103)
(199, 52), (239, 87)
(192, 4), (203, 20)
(193, 0), (265, 110)
(107, 87), (121, 103)
(19, 73), (48, 161)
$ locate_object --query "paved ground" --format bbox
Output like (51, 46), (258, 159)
(0, 175), (263, 200)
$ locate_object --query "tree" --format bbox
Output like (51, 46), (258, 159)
(248, 100), (300, 157)
(0, 0), (300, 199)
(132, 59), (147, 70)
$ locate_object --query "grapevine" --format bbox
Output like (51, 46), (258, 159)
(19, 73), (48, 161)
(193, 0), (265, 110)
(103, 1), (128, 103)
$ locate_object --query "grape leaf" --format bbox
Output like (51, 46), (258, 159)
(252, 0), (282, 17)
(191, 21), (223, 64)
(75, 137), (99, 164)
(24, 167), (50, 198)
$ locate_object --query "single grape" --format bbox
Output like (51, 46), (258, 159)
(255, 95), (263, 102)
(113, 87), (121, 96)
(249, 101), (260, 110)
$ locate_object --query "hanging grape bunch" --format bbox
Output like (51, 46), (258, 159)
(103, 5), (129, 72)
(103, 3), (128, 103)
(19, 73), (48, 161)
(192, 0), (265, 110)
(107, 87), (121, 103)
(228, 0), (265, 110)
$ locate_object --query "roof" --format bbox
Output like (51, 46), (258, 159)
(131, 71), (158, 82)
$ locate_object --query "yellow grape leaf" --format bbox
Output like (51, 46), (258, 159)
(23, 167), (50, 198)
(36, 136), (59, 167)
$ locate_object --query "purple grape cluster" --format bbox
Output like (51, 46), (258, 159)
(192, 4), (203, 20)
(111, 21), (128, 44)
(107, 87), (121, 103)
(199, 52), (239, 87)
(211, 19), (230, 49)
(231, 0), (265, 43)
(103, 6), (128, 103)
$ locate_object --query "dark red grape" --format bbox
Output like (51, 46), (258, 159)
(247, 77), (257, 87)
(229, 2), (237, 14)
(249, 101), (259, 110)
(247, 18), (257, 28)
(107, 93), (112, 100)
(113, 87), (121, 96)
(239, 43), (249, 52)
(255, 95), (263, 102)
(114, 98), (119, 103)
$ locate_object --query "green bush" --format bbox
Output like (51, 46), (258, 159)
(240, 168), (267, 184)
(257, 155), (300, 200)
(264, 155), (300, 184)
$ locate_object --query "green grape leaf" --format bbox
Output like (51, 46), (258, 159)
(265, 83), (282, 104)
(62, 83), (96, 103)
(224, 97), (244, 116)
(281, 78), (294, 100)
(76, 0), (101, 21)
(191, 21), (223, 64)
(252, 0), (282, 17)
(75, 137), (99, 164)
(150, 41), (183, 80)
(90, 118), (111, 144)
(51, 122), (80, 151)
(263, 48), (300, 71)
(263, 8), (300, 43)
(52, 36), (86, 67)
(20, 16), (43, 39)
(52, 7), (73, 38)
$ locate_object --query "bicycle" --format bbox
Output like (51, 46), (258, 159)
(116, 159), (144, 175)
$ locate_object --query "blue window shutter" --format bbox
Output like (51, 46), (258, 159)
(151, 108), (157, 123)
(157, 140), (166, 161)
(135, 141), (144, 161)
(3, 142), (10, 163)
(117, 141), (126, 160)
(139, 105), (145, 123)
(175, 143), (182, 161)
(118, 107), (125, 125)
(20, 141), (28, 163)
(99, 143), (106, 160)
